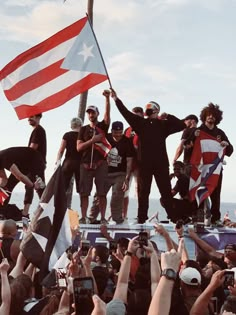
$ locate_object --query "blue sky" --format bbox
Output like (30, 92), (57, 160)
(0, 0), (235, 203)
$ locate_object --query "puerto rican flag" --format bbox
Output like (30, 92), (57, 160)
(0, 187), (9, 205)
(94, 126), (112, 157)
(189, 130), (225, 206)
(0, 17), (108, 119)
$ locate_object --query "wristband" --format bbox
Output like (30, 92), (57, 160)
(125, 251), (133, 257)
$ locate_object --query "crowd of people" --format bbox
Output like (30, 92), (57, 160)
(0, 217), (235, 314)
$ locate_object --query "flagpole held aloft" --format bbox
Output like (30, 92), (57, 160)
(86, 13), (113, 89)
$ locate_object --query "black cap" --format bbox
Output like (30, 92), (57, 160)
(112, 121), (123, 131)
(184, 114), (198, 123)
(132, 106), (143, 114)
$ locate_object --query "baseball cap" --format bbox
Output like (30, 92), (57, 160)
(145, 101), (160, 113)
(86, 105), (99, 114)
(225, 244), (236, 251)
(184, 114), (198, 123)
(111, 121), (123, 131)
(179, 267), (201, 286)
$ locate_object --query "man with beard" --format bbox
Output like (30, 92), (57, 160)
(22, 113), (47, 218)
(77, 90), (110, 224)
(111, 89), (186, 224)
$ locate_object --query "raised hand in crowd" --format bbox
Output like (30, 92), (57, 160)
(0, 258), (11, 315)
(148, 239), (183, 315)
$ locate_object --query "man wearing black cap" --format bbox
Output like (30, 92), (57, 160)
(77, 90), (111, 224)
(173, 114), (198, 176)
(111, 89), (185, 224)
(89, 121), (135, 224)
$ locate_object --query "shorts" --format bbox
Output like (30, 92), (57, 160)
(79, 160), (108, 196)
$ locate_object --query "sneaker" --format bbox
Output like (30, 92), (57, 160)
(100, 218), (108, 225)
(79, 217), (87, 224)
(211, 220), (224, 227)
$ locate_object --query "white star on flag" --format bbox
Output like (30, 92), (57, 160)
(78, 43), (94, 62)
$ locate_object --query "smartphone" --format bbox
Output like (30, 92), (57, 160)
(109, 240), (117, 255)
(224, 270), (235, 289)
(81, 240), (90, 256)
(73, 277), (94, 315)
(55, 268), (67, 289)
(138, 231), (148, 248)
(210, 297), (218, 315)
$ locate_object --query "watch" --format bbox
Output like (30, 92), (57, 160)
(161, 268), (177, 281)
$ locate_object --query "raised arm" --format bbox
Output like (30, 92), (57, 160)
(0, 258), (11, 315)
(102, 90), (111, 126)
(113, 236), (139, 303)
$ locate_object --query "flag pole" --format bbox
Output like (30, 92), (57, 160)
(86, 13), (113, 89)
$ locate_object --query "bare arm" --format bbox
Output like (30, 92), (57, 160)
(102, 90), (111, 126)
(113, 236), (139, 303)
(9, 164), (34, 188)
(148, 240), (183, 315)
(77, 134), (103, 152)
(29, 142), (39, 150)
(188, 228), (222, 258)
(56, 139), (66, 162)
(154, 224), (175, 251)
(190, 270), (225, 315)
(0, 258), (11, 315)
(173, 139), (185, 163)
(9, 251), (27, 278)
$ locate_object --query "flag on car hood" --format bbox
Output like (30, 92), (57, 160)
(0, 16), (108, 119)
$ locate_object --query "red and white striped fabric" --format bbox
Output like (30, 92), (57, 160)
(94, 126), (112, 157)
(0, 17), (108, 119)
(189, 130), (225, 206)
(0, 187), (9, 205)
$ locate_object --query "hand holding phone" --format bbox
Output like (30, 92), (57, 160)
(55, 268), (67, 289)
(80, 240), (90, 257)
(109, 240), (117, 255)
(138, 231), (148, 248)
(73, 277), (94, 315)
(223, 270), (235, 289)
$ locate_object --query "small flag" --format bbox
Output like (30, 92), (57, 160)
(94, 126), (112, 157)
(189, 130), (225, 206)
(0, 17), (108, 119)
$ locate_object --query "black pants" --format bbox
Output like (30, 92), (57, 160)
(137, 166), (175, 223)
(4, 173), (44, 206)
(210, 171), (222, 222)
(61, 159), (80, 193)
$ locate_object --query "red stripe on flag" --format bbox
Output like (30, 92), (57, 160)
(15, 73), (107, 119)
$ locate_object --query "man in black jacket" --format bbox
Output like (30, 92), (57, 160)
(111, 89), (186, 223)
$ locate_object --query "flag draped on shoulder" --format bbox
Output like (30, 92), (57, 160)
(21, 165), (72, 279)
(189, 130), (225, 206)
(94, 126), (112, 157)
(0, 17), (108, 119)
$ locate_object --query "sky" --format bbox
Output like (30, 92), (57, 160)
(0, 0), (236, 204)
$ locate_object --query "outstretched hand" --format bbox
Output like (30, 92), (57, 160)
(161, 238), (183, 272)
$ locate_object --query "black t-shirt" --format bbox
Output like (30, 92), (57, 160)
(181, 127), (196, 164)
(106, 134), (135, 173)
(78, 120), (109, 163)
(0, 147), (45, 178)
(28, 125), (47, 163)
(63, 131), (82, 161)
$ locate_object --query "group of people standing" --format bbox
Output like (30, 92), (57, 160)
(0, 89), (233, 226)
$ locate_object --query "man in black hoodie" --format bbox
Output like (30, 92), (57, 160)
(111, 89), (186, 223)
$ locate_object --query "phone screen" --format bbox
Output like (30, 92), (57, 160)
(73, 277), (94, 315)
(224, 271), (235, 289)
(81, 240), (90, 256)
(56, 268), (67, 289)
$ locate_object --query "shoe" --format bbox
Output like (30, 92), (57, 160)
(211, 220), (224, 227)
(100, 218), (108, 225)
(79, 217), (87, 224)
(115, 219), (124, 225)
